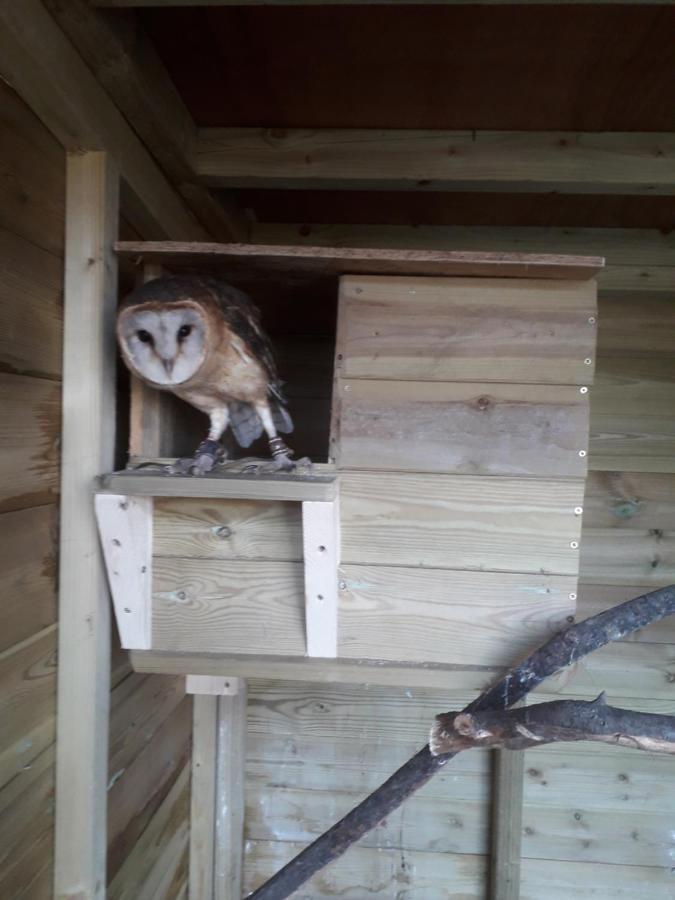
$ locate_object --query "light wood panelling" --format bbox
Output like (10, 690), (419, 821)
(583, 471), (675, 531)
(0, 628), (57, 793)
(521, 858), (675, 900)
(336, 379), (590, 477)
(107, 696), (192, 883)
(597, 294), (675, 357)
(339, 565), (575, 667)
(0, 227), (62, 380)
(580, 528), (674, 585)
(154, 497), (303, 561)
(0, 504), (57, 652)
(244, 840), (487, 898)
(340, 472), (584, 575)
(152, 559), (306, 655)
(108, 764), (190, 900)
(245, 784), (488, 856)
(0, 373), (60, 514)
(340, 275), (596, 384)
(588, 357), (675, 471)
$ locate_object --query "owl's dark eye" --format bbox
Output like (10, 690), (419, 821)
(177, 324), (192, 340)
(137, 329), (153, 344)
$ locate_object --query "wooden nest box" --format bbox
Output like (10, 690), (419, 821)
(96, 242), (601, 687)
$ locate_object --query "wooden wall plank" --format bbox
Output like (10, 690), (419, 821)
(340, 275), (596, 385)
(153, 558), (306, 655)
(597, 294), (675, 357)
(214, 687), (247, 900)
(0, 504), (57, 652)
(0, 227), (62, 380)
(0, 628), (57, 794)
(107, 696), (192, 884)
(339, 565), (575, 667)
(337, 379), (590, 477)
(0, 81), (65, 256)
(153, 497), (303, 561)
(244, 840), (486, 898)
(340, 472), (584, 575)
(189, 694), (217, 900)
(490, 747), (524, 900)
(108, 764), (190, 900)
(521, 858), (675, 900)
(0, 373), (60, 514)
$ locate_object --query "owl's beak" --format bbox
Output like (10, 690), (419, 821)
(162, 358), (174, 376)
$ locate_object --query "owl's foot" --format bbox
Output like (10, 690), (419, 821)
(241, 438), (312, 474)
(166, 439), (225, 476)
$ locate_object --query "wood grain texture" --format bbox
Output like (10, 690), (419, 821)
(588, 357), (675, 471)
(115, 240), (603, 280)
(195, 128), (675, 195)
(0, 373), (60, 514)
(107, 696), (192, 884)
(0, 81), (65, 256)
(597, 294), (675, 357)
(491, 747), (524, 900)
(154, 496), (303, 561)
(0, 227), (63, 380)
(0, 504), (57, 652)
(152, 558), (306, 655)
(339, 274), (597, 385)
(337, 379), (590, 477)
(340, 471), (584, 575)
(190, 694), (217, 900)
(108, 764), (190, 900)
(214, 688), (247, 900)
(0, 628), (57, 794)
(244, 840), (486, 898)
(339, 565), (576, 667)
(521, 858), (675, 900)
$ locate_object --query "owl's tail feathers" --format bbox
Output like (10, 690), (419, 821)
(229, 399), (293, 449)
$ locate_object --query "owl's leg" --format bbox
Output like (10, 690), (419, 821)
(168, 407), (229, 476)
(253, 401), (310, 472)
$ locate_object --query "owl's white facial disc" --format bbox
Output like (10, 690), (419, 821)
(118, 305), (207, 386)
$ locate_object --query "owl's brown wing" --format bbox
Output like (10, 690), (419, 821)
(205, 278), (285, 398)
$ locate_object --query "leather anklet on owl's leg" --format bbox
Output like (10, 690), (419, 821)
(252, 402), (311, 473)
(168, 407), (229, 476)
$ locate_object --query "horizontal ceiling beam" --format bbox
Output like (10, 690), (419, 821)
(0, 0), (205, 241)
(197, 128), (675, 196)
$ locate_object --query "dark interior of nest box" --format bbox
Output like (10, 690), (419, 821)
(116, 256), (338, 466)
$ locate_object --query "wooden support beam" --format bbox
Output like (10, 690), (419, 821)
(43, 0), (247, 241)
(197, 128), (675, 195)
(302, 499), (340, 657)
(187, 676), (247, 900)
(490, 740), (524, 899)
(0, 0), (204, 241)
(54, 151), (118, 900)
(94, 493), (153, 650)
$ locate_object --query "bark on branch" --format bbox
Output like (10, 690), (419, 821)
(246, 584), (675, 900)
(431, 693), (675, 756)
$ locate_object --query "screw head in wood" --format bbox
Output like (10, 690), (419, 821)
(339, 580), (347, 590)
(570, 541), (579, 549)
(580, 386), (588, 394)
(588, 316), (596, 324)
(574, 507), (583, 515)
(569, 593), (577, 601)
(578, 450), (587, 457)
(584, 358), (593, 365)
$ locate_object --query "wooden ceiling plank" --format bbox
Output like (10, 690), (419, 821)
(42, 0), (247, 241)
(196, 128), (675, 196)
(0, 0), (204, 241)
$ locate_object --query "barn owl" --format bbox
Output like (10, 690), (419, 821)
(117, 274), (303, 475)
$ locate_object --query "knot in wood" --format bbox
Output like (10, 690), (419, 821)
(475, 395), (492, 411)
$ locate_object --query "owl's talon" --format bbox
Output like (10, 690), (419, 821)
(166, 439), (224, 476)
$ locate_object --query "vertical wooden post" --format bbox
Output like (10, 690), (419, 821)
(187, 676), (247, 900)
(302, 498), (340, 657)
(490, 747), (525, 900)
(55, 151), (119, 900)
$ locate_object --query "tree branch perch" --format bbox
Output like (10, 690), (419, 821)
(431, 694), (675, 756)
(246, 584), (675, 900)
